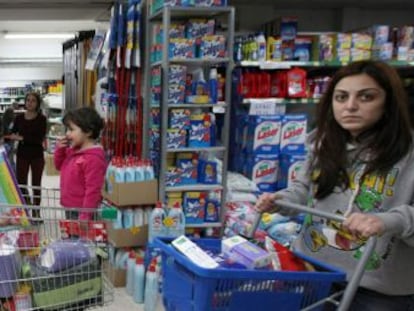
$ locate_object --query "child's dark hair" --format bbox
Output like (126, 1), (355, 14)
(63, 107), (104, 140)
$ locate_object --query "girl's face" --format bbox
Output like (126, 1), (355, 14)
(332, 73), (386, 138)
(25, 95), (39, 112)
(65, 121), (91, 149)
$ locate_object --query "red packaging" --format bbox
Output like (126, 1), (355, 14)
(287, 67), (307, 98)
(270, 71), (288, 98)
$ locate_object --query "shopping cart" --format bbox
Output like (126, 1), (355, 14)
(155, 200), (376, 311)
(0, 185), (114, 311)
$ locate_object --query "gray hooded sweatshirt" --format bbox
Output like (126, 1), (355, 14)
(277, 136), (414, 295)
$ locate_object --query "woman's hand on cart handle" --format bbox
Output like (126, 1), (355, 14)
(343, 213), (385, 240)
(255, 193), (284, 213)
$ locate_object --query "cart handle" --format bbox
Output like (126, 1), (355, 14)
(274, 200), (377, 311)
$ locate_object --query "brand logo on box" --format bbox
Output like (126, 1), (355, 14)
(255, 162), (276, 178)
(283, 122), (305, 141)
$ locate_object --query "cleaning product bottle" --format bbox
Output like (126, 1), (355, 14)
(133, 257), (145, 304)
(126, 250), (136, 296)
(113, 207), (123, 229)
(148, 201), (166, 243)
(167, 202), (185, 238)
(115, 157), (126, 183)
(134, 208), (144, 227)
(144, 160), (155, 180)
(208, 67), (218, 104)
(135, 159), (145, 181)
(256, 31), (267, 62)
(125, 157), (135, 183)
(143, 261), (159, 311)
(123, 208), (135, 229)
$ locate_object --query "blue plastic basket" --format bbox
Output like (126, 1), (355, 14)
(154, 237), (346, 311)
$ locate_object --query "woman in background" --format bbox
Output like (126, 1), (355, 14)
(8, 92), (47, 221)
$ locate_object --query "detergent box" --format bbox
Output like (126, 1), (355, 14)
(280, 114), (307, 153)
(278, 152), (307, 189)
(244, 154), (279, 192)
(244, 115), (282, 155)
(183, 192), (207, 224)
(176, 153), (198, 185)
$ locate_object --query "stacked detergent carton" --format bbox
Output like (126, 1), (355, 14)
(234, 113), (307, 192)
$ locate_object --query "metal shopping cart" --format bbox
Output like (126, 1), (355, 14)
(0, 185), (114, 311)
(154, 200), (376, 311)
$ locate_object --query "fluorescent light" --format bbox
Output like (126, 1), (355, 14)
(4, 33), (75, 39)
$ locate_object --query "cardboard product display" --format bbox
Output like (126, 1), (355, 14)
(104, 262), (126, 288)
(102, 179), (158, 206)
(107, 222), (148, 248)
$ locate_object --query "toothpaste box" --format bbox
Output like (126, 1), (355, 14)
(244, 154), (279, 192)
(280, 114), (307, 153)
(222, 235), (272, 269)
(278, 152), (306, 189)
(244, 115), (282, 155)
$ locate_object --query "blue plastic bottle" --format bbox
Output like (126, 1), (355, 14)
(126, 251), (136, 296)
(148, 201), (166, 243)
(143, 262), (159, 311)
(133, 257), (145, 303)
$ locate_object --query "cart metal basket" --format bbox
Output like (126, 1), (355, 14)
(0, 185), (114, 311)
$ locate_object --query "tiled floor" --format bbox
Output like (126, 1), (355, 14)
(41, 172), (165, 311)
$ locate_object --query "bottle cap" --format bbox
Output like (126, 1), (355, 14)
(136, 257), (144, 265)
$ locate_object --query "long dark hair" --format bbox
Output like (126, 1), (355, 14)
(312, 60), (412, 199)
(25, 92), (42, 112)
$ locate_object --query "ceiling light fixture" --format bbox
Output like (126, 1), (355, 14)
(4, 33), (75, 40)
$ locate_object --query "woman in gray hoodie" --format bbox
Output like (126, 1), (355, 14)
(256, 60), (414, 311)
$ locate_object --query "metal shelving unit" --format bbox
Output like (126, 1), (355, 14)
(144, 5), (235, 229)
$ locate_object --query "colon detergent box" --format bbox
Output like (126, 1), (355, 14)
(244, 115), (282, 154)
(244, 154), (279, 192)
(280, 114), (307, 153)
(278, 152), (307, 189)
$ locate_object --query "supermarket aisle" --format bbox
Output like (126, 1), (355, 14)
(41, 172), (165, 311)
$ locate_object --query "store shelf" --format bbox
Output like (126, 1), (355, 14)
(166, 184), (224, 192)
(167, 146), (226, 153)
(243, 97), (319, 105)
(185, 222), (222, 228)
(239, 60), (414, 69)
(149, 6), (234, 21)
(151, 102), (227, 109)
(151, 58), (230, 67)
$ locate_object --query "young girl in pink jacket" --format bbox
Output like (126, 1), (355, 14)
(54, 107), (107, 221)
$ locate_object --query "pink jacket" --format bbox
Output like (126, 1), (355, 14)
(54, 145), (107, 220)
